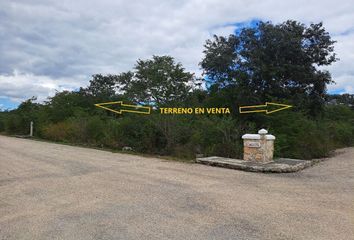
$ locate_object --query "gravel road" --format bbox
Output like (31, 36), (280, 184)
(0, 135), (353, 240)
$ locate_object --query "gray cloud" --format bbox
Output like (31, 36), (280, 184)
(1, 0), (354, 103)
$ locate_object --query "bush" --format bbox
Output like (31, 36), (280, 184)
(42, 117), (89, 143)
(2, 95), (354, 161)
(265, 107), (354, 159)
(0, 113), (6, 132)
(86, 116), (106, 143)
(42, 121), (73, 142)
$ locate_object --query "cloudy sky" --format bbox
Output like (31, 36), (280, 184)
(1, 0), (354, 109)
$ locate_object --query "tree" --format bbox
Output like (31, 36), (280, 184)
(4, 97), (40, 134)
(45, 91), (93, 122)
(200, 20), (337, 115)
(117, 55), (196, 106)
(86, 74), (119, 100)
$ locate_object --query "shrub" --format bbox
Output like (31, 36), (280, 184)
(2, 97), (354, 161)
(42, 121), (73, 142)
(86, 116), (106, 143)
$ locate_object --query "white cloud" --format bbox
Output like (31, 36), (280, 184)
(327, 74), (354, 94)
(326, 32), (354, 93)
(0, 0), (354, 104)
(0, 70), (86, 102)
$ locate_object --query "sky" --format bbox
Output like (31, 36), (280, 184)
(1, 0), (354, 110)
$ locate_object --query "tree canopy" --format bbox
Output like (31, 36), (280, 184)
(117, 55), (196, 106)
(201, 20), (337, 115)
(84, 56), (196, 106)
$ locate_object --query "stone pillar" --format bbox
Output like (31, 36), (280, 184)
(30, 121), (33, 137)
(242, 129), (275, 163)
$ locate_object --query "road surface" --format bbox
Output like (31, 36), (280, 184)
(0, 135), (353, 240)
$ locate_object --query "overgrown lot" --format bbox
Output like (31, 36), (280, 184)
(1, 20), (354, 160)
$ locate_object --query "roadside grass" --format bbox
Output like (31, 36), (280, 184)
(0, 133), (195, 163)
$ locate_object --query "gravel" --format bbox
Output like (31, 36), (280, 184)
(0, 135), (353, 240)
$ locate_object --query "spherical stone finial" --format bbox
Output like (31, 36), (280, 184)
(258, 129), (268, 135)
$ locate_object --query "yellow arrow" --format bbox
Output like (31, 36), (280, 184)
(94, 101), (151, 115)
(239, 102), (292, 114)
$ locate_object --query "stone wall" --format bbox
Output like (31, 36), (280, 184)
(242, 129), (275, 163)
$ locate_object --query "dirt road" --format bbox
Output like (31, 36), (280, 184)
(0, 135), (353, 240)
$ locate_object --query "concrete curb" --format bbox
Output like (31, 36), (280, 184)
(196, 156), (320, 173)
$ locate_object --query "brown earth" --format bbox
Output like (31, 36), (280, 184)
(0, 135), (353, 240)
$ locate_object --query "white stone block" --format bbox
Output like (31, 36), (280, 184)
(258, 129), (268, 134)
(265, 134), (276, 140)
(242, 134), (261, 140)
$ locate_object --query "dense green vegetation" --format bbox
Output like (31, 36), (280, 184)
(1, 20), (353, 160)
